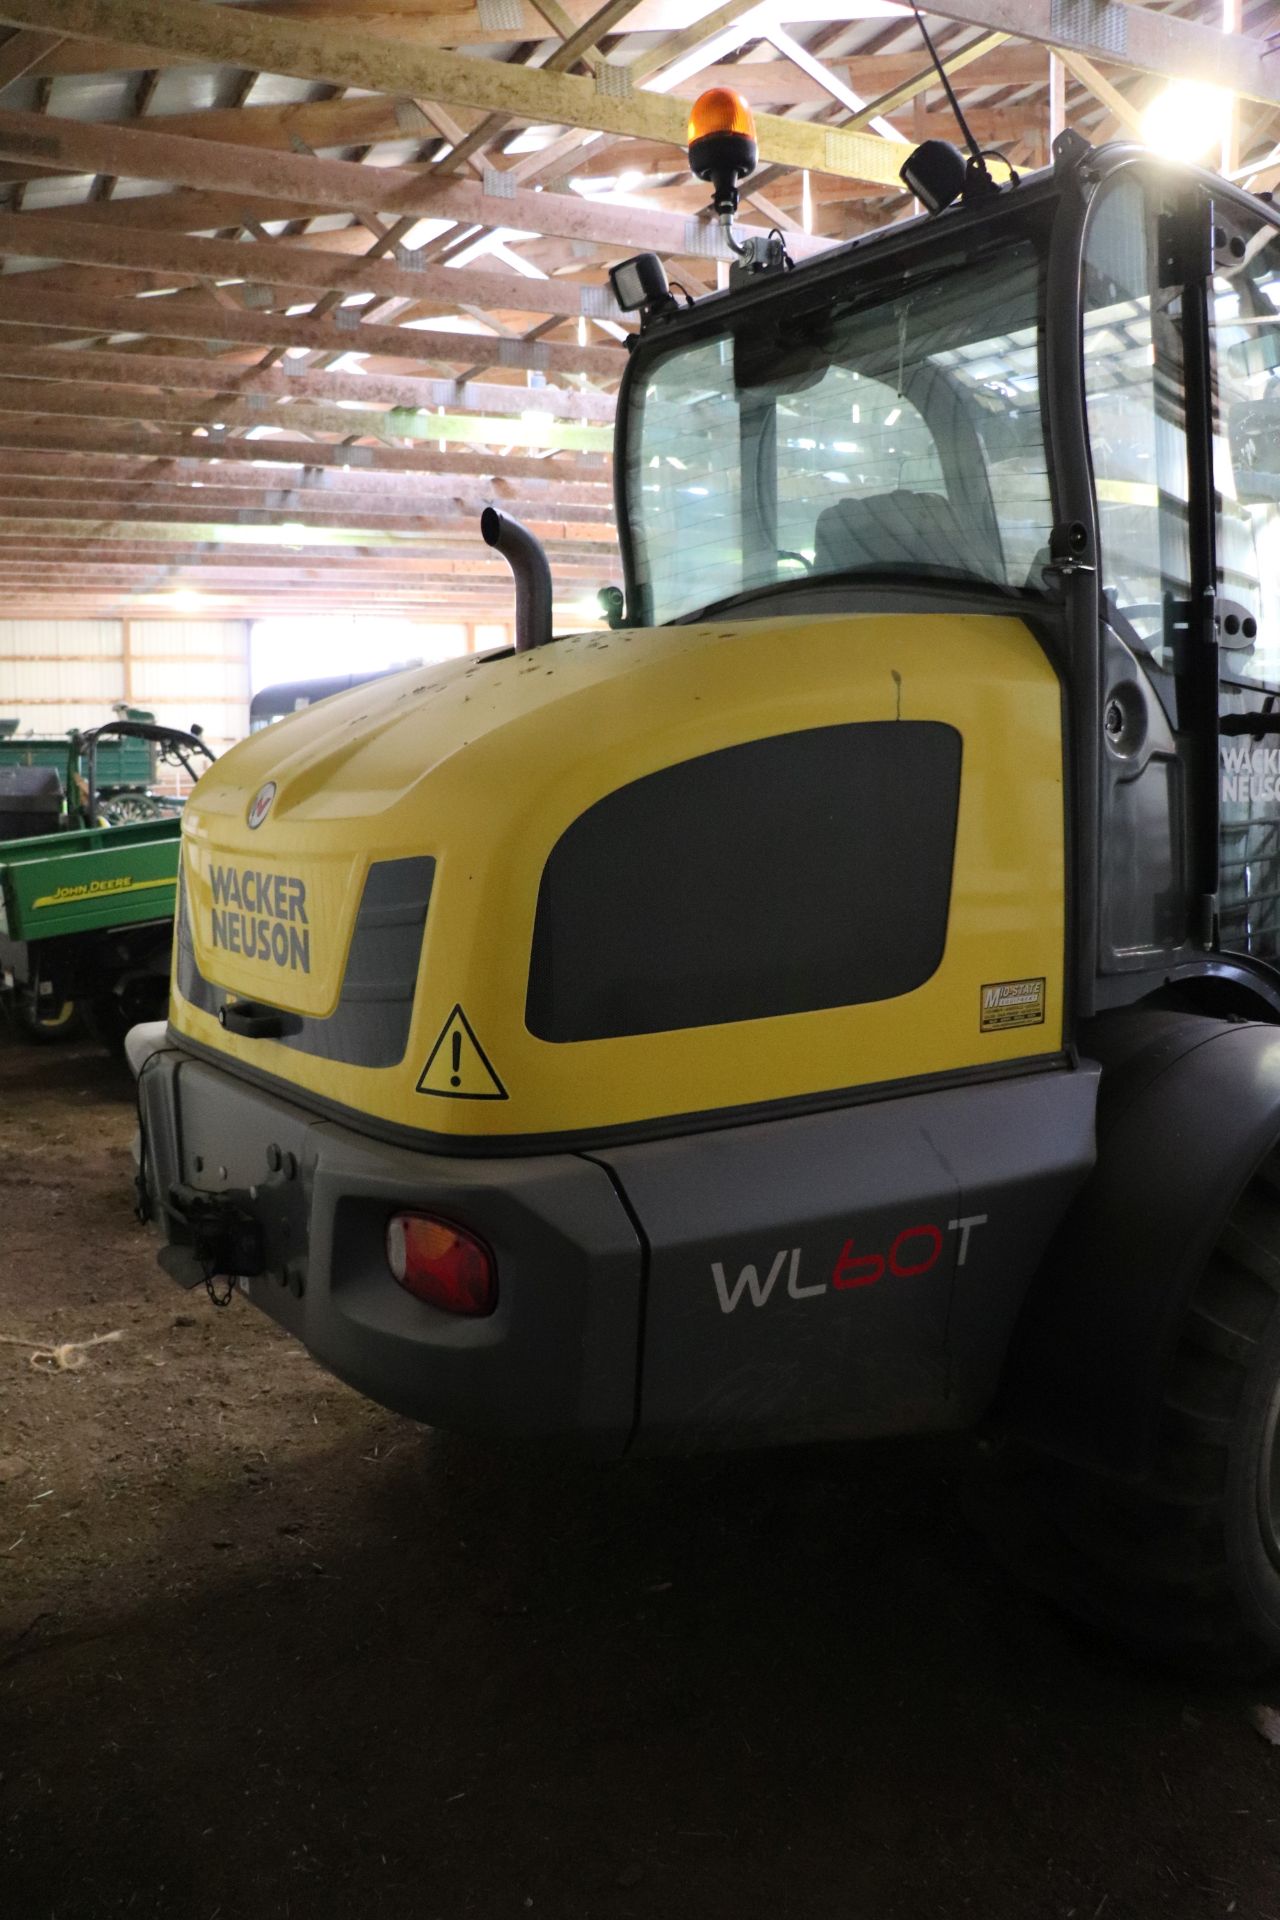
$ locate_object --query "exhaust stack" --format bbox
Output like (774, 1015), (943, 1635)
(481, 507), (553, 653)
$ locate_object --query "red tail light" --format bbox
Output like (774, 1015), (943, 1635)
(386, 1213), (497, 1316)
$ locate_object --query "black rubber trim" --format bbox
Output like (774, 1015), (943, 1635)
(581, 1149), (652, 1456)
(165, 1023), (1075, 1159)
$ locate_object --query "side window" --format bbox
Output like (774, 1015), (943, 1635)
(1211, 224), (1280, 686)
(629, 334), (745, 618)
(1082, 173), (1192, 664)
(1211, 215), (1280, 963)
(526, 722), (961, 1043)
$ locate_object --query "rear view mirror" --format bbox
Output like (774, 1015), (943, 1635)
(734, 324), (829, 396)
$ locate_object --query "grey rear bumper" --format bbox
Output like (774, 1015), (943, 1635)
(137, 1046), (643, 1452)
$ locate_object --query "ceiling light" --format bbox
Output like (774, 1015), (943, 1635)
(1141, 80), (1233, 163)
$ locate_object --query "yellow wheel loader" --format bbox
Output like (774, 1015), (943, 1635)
(133, 98), (1280, 1670)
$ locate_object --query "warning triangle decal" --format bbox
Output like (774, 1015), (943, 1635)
(416, 1005), (508, 1101)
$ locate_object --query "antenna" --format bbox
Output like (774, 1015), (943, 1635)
(907, 0), (993, 192)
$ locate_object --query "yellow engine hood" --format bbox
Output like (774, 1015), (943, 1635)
(173, 613), (1066, 1145)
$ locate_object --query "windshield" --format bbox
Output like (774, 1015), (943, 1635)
(624, 229), (1053, 625)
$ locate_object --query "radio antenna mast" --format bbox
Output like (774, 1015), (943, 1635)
(907, 0), (993, 191)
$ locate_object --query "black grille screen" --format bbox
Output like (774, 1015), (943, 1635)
(527, 722), (962, 1042)
(1220, 685), (1280, 962)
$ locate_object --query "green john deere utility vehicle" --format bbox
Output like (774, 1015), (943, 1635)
(0, 705), (191, 825)
(0, 718), (212, 1045)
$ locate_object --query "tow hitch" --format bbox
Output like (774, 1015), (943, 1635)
(159, 1183), (265, 1293)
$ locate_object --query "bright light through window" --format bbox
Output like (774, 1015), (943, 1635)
(250, 615), (474, 694)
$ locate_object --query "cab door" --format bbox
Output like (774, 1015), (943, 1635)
(1205, 204), (1280, 964)
(1081, 168), (1206, 978)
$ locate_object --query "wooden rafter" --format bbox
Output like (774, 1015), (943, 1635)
(0, 0), (913, 184)
(0, 108), (832, 262)
(0, 416), (613, 482)
(0, 284), (628, 381)
(0, 347), (616, 421)
(0, 0), (1268, 623)
(0, 26), (63, 87)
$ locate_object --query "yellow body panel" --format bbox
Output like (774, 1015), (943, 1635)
(173, 612), (1066, 1140)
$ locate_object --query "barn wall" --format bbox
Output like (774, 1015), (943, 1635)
(0, 618), (251, 757)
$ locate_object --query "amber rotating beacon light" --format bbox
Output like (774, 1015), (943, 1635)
(687, 87), (758, 237)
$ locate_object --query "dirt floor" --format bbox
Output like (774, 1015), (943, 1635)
(3, 1029), (1280, 1920)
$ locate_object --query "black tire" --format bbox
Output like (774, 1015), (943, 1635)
(80, 993), (131, 1054)
(81, 963), (170, 1055)
(972, 1145), (1280, 1676)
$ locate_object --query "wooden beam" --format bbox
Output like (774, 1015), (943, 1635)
(139, 92), (457, 159)
(0, 345), (616, 421)
(0, 544), (603, 573)
(0, 572), (509, 584)
(1049, 50), (1066, 146)
(0, 26), (63, 87)
(421, 0), (647, 176)
(0, 479), (602, 524)
(0, 0), (913, 183)
(763, 102), (1031, 174)
(0, 381), (615, 453)
(543, 0), (643, 74)
(1054, 48), (1145, 138)
(0, 447), (612, 507)
(0, 415), (613, 481)
(879, 0), (1280, 111)
(846, 32), (1009, 127)
(124, 58), (1059, 146)
(750, 29), (1009, 195)
(0, 108), (832, 263)
(0, 493), (616, 538)
(650, 60), (867, 108)
(14, 3), (1014, 77)
(30, 0), (816, 72)
(0, 472), (615, 520)
(0, 211), (625, 320)
(0, 283), (628, 380)
(0, 551), (603, 579)
(741, 48), (1050, 93)
(15, 184), (332, 238)
(509, 0), (768, 188)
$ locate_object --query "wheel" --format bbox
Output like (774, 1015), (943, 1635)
(81, 975), (168, 1055)
(19, 994), (81, 1044)
(80, 993), (132, 1054)
(972, 1145), (1280, 1675)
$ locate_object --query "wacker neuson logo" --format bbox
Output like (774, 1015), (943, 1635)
(980, 977), (1045, 1032)
(247, 781), (276, 829)
(209, 863), (310, 973)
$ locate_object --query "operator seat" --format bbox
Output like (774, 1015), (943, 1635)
(814, 488), (999, 581)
